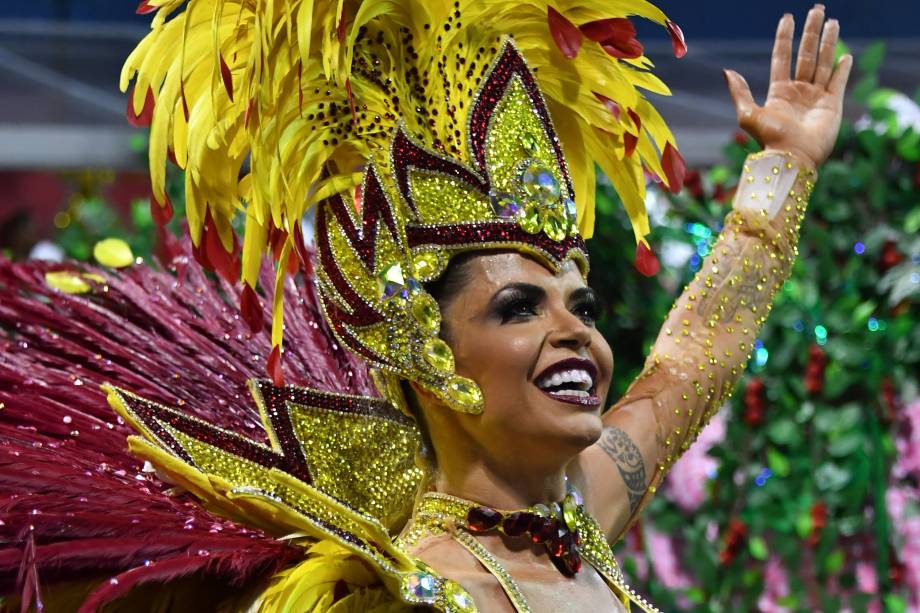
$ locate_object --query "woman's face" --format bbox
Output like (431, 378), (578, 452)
(425, 251), (614, 467)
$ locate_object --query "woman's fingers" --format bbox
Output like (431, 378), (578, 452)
(813, 19), (840, 87)
(827, 53), (854, 98)
(725, 69), (757, 126)
(795, 4), (825, 82)
(770, 14), (795, 84)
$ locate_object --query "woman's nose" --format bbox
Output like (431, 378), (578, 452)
(548, 308), (592, 349)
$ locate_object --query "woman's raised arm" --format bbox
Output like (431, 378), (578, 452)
(573, 4), (853, 541)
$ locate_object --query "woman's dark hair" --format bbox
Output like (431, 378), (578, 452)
(420, 251), (479, 344)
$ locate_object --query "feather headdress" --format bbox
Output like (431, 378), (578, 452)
(123, 0), (686, 381)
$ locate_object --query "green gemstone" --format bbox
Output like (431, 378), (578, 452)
(543, 209), (566, 241)
(519, 203), (543, 234)
(413, 251), (443, 282)
(520, 131), (539, 153)
(446, 376), (483, 410)
(423, 338), (454, 373)
(411, 293), (440, 332)
(563, 494), (579, 530)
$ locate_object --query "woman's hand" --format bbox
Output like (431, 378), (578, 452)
(724, 4), (853, 169)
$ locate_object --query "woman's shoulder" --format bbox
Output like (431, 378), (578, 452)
(408, 534), (515, 613)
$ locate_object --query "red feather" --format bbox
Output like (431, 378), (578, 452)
(0, 236), (375, 606)
(126, 86), (155, 128)
(150, 191), (174, 226)
(135, 0), (157, 15)
(240, 284), (264, 333)
(593, 92), (621, 121)
(580, 18), (643, 59)
(635, 241), (660, 277)
(666, 21), (688, 59)
(219, 54), (234, 102)
(547, 7), (582, 59)
(662, 142), (687, 194)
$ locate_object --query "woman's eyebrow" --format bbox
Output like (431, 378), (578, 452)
(568, 287), (599, 304)
(489, 282), (546, 305)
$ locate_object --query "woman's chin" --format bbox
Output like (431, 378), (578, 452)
(539, 408), (604, 451)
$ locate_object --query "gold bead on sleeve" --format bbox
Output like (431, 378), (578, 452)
(613, 151), (817, 537)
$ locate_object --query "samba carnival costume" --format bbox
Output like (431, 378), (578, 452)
(0, 1), (818, 611)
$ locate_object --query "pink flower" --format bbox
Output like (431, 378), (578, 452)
(665, 411), (726, 511)
(645, 528), (692, 589)
(757, 556), (791, 612)
(855, 561), (877, 593)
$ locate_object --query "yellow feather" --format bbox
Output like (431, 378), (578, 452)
(125, 0), (681, 346)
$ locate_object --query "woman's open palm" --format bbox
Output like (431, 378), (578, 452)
(725, 4), (853, 167)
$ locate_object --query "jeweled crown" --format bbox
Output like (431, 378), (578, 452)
(315, 41), (589, 412)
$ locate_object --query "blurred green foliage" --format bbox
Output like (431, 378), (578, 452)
(593, 42), (919, 612)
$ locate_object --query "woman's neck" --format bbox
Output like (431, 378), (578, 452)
(433, 455), (569, 510)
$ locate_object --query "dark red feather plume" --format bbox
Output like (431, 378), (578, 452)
(0, 236), (374, 608)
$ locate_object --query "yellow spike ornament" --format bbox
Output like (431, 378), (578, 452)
(123, 0), (687, 394)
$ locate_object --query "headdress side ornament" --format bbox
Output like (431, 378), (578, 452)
(123, 0), (686, 390)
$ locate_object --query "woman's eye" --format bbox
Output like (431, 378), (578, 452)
(572, 301), (598, 324)
(500, 298), (537, 322)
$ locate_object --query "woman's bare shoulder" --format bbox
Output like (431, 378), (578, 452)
(408, 534), (514, 613)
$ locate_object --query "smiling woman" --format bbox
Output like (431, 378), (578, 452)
(0, 1), (852, 612)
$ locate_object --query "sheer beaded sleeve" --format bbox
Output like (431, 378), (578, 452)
(612, 151), (817, 537)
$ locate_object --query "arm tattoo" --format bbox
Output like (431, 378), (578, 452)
(598, 426), (647, 513)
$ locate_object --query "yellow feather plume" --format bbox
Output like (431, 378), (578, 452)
(123, 0), (683, 351)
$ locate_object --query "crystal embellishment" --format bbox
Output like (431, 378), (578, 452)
(520, 161), (561, 205)
(403, 571), (438, 601)
(490, 191), (523, 219)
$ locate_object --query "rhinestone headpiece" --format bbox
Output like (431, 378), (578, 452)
(315, 40), (588, 412)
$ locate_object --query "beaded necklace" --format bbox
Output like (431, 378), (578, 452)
(398, 488), (659, 613)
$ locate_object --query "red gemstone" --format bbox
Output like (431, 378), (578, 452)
(502, 511), (534, 537)
(467, 506), (502, 532)
(530, 517), (556, 544)
(568, 550), (582, 574)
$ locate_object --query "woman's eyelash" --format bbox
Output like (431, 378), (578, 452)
(496, 294), (538, 322)
(571, 296), (599, 322)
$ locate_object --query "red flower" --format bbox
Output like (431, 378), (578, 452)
(743, 377), (766, 426)
(547, 7), (583, 59)
(807, 502), (828, 547)
(719, 518), (748, 565)
(804, 344), (827, 395)
(879, 240), (904, 272)
(580, 18), (643, 59)
(683, 169), (704, 199)
(734, 131), (751, 146)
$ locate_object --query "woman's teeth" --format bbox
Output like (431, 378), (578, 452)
(535, 369), (594, 392)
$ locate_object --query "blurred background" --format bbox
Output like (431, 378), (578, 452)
(1, 1), (918, 611)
